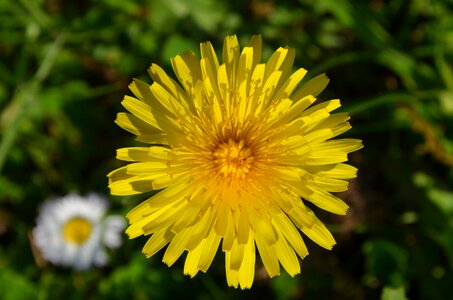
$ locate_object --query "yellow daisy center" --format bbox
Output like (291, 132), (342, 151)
(62, 217), (93, 245)
(212, 139), (255, 179)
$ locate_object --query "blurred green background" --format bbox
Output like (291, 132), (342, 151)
(1, 0), (453, 299)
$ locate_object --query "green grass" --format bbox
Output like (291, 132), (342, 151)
(1, 0), (453, 299)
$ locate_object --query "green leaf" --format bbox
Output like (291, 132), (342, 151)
(381, 286), (407, 300)
(427, 188), (453, 215)
(162, 35), (198, 63)
(0, 269), (36, 300)
(413, 172), (435, 189)
(189, 0), (226, 33)
(0, 175), (23, 202)
(439, 91), (453, 116)
(270, 272), (300, 300)
(363, 239), (408, 286)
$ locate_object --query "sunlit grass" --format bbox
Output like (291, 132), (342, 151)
(1, 0), (452, 299)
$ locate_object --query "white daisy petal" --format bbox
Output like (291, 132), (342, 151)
(33, 193), (125, 270)
(102, 215), (127, 249)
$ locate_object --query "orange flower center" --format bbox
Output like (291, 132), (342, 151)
(212, 139), (255, 179)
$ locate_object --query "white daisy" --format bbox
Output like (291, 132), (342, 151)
(33, 193), (126, 270)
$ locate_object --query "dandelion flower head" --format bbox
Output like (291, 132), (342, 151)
(108, 35), (362, 288)
(33, 193), (126, 270)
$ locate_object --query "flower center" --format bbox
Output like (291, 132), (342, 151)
(62, 217), (93, 245)
(212, 139), (255, 179)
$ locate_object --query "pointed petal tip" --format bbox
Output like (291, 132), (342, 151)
(268, 271), (281, 279)
(183, 270), (198, 278)
(327, 242), (337, 251)
(239, 283), (253, 290)
(125, 227), (142, 239)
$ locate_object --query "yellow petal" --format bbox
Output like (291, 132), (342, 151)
(171, 203), (201, 233)
(229, 238), (245, 270)
(184, 240), (204, 277)
(248, 63), (265, 104)
(313, 176), (349, 192)
(302, 99), (341, 117)
(203, 76), (223, 125)
(222, 214), (236, 252)
(305, 138), (363, 165)
(107, 166), (129, 183)
(304, 187), (349, 215)
(270, 95), (316, 128)
(198, 229), (222, 272)
(306, 112), (352, 142)
(237, 231), (256, 289)
(141, 202), (187, 235)
(265, 47), (295, 83)
(292, 73), (330, 100)
(217, 64), (230, 114)
(126, 161), (169, 175)
(222, 35), (240, 86)
(246, 35), (262, 70)
(301, 218), (336, 250)
(274, 228), (301, 276)
(185, 208), (217, 251)
(200, 56), (220, 100)
(287, 198), (317, 228)
(121, 96), (162, 129)
(171, 51), (202, 94)
(116, 147), (151, 162)
(200, 41), (219, 75)
(248, 208), (277, 246)
(163, 225), (195, 266)
(142, 230), (174, 257)
(225, 251), (239, 288)
(215, 197), (232, 237)
(129, 79), (157, 108)
(151, 174), (174, 190)
(311, 138), (364, 154)
(150, 82), (185, 115)
(236, 46), (254, 91)
(258, 70), (282, 108)
(254, 232), (280, 277)
(272, 213), (308, 259)
(273, 67), (308, 102)
(115, 113), (168, 144)
(305, 163), (358, 179)
(108, 174), (154, 196)
(148, 63), (188, 104)
(237, 211), (251, 244)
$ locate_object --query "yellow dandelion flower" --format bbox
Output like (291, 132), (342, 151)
(108, 35), (362, 289)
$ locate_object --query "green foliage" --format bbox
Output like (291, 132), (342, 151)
(363, 239), (408, 287)
(1, 0), (453, 299)
(0, 269), (36, 300)
(381, 286), (407, 300)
